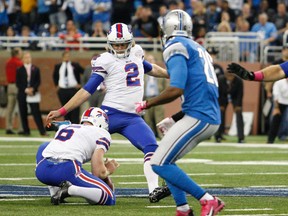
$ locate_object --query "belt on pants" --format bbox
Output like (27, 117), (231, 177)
(36, 157), (70, 167)
(46, 157), (70, 163)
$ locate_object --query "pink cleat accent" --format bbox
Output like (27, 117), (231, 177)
(200, 196), (225, 216)
(176, 208), (194, 216)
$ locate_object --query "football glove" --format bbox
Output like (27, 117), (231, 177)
(45, 120), (71, 131)
(135, 101), (147, 115)
(227, 62), (255, 80)
(156, 117), (175, 135)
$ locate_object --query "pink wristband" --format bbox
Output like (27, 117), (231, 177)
(254, 71), (264, 81)
(58, 107), (68, 116)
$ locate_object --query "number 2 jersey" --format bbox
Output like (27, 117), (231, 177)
(90, 44), (146, 114)
(163, 36), (220, 124)
(42, 124), (111, 163)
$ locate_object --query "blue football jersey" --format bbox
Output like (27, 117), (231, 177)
(163, 37), (220, 124)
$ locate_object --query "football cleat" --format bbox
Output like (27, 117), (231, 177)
(51, 181), (72, 205)
(200, 196), (225, 216)
(176, 208), (194, 216)
(149, 185), (171, 203)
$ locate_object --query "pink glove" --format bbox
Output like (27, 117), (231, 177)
(135, 101), (147, 115)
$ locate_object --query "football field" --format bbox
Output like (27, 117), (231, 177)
(0, 131), (287, 216)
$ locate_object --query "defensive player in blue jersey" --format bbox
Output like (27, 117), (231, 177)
(136, 10), (225, 216)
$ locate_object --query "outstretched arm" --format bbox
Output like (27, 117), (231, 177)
(227, 62), (288, 82)
(260, 65), (287, 81)
(147, 63), (169, 78)
(143, 60), (169, 78)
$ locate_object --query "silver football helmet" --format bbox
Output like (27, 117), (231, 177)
(107, 23), (133, 58)
(80, 107), (109, 131)
(161, 9), (193, 44)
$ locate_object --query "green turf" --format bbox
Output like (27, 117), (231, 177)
(0, 130), (287, 215)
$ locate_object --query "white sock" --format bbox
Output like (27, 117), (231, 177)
(177, 204), (190, 212)
(68, 185), (103, 203)
(48, 186), (60, 196)
(144, 160), (159, 193)
(200, 193), (214, 201)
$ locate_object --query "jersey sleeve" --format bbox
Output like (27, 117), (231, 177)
(166, 54), (188, 89)
(143, 60), (153, 73)
(163, 42), (189, 63)
(95, 132), (111, 152)
(280, 61), (288, 77)
(91, 54), (108, 78)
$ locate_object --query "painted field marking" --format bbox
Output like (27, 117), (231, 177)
(1, 159), (288, 166)
(1, 137), (288, 148)
(118, 182), (148, 185)
(0, 177), (35, 180)
(225, 208), (273, 212)
(0, 198), (36, 201)
(224, 214), (288, 216)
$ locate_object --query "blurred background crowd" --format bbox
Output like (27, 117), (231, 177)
(0, 0), (288, 48)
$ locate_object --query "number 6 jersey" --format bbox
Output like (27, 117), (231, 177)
(42, 124), (111, 163)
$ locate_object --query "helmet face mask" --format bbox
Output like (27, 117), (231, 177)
(107, 23), (133, 58)
(80, 107), (109, 131)
(161, 9), (193, 44)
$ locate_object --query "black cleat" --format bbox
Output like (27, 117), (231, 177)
(51, 181), (72, 205)
(149, 185), (171, 203)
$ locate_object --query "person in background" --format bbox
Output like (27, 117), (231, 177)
(35, 107), (119, 205)
(135, 10), (225, 216)
(267, 78), (288, 143)
(5, 47), (23, 135)
(53, 50), (84, 124)
(143, 53), (166, 139)
(251, 12), (277, 46)
(0, 0), (9, 35)
(215, 72), (245, 143)
(131, 5), (160, 38)
(16, 51), (47, 136)
(263, 46), (288, 137)
(91, 0), (112, 33)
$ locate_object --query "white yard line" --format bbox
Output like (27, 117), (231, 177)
(225, 208), (273, 212)
(0, 198), (36, 201)
(1, 159), (288, 166)
(1, 137), (288, 148)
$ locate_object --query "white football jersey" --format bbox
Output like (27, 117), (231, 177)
(91, 44), (146, 113)
(42, 124), (111, 163)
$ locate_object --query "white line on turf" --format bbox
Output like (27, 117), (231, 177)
(224, 208), (273, 211)
(1, 160), (288, 166)
(221, 214), (288, 216)
(1, 137), (288, 149)
(0, 198), (36, 201)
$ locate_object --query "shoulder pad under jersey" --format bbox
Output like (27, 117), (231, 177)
(163, 42), (189, 63)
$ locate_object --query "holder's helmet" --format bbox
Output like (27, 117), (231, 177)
(80, 107), (109, 130)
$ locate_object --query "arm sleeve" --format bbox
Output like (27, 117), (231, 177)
(167, 55), (187, 89)
(143, 60), (153, 73)
(83, 73), (104, 95)
(280, 61), (288, 77)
